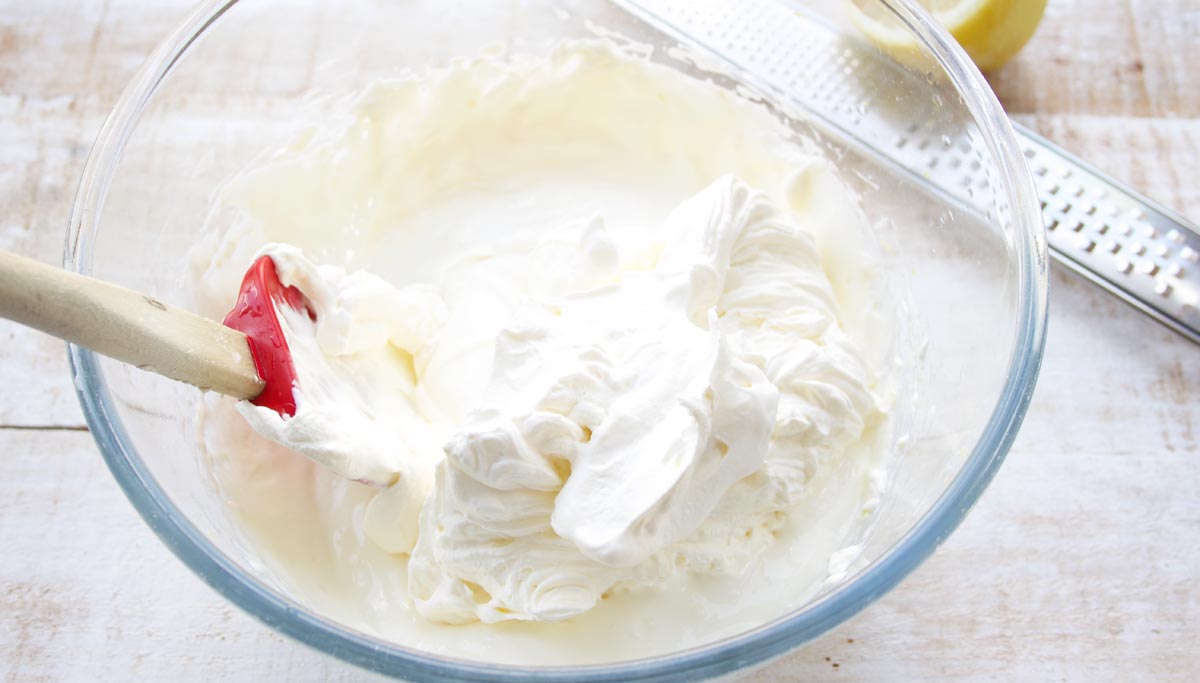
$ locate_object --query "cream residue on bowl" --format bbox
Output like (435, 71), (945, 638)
(189, 40), (899, 665)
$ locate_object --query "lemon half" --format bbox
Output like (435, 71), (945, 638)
(849, 0), (1048, 72)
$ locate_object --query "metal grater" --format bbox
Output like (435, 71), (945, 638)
(621, 0), (1200, 344)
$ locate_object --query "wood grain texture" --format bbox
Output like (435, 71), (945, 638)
(0, 251), (263, 400)
(0, 0), (1197, 681)
(0, 430), (387, 683)
(990, 0), (1200, 119)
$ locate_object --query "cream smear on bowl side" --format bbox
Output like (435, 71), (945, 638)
(189, 40), (899, 665)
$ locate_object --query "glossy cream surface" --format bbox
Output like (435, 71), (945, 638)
(191, 41), (897, 665)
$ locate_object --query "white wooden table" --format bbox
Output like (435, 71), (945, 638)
(1, 1), (1197, 680)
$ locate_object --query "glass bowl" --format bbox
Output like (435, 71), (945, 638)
(66, 0), (1047, 680)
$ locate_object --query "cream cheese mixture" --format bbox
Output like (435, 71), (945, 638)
(191, 41), (896, 664)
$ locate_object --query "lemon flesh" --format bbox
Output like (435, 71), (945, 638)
(849, 0), (1048, 72)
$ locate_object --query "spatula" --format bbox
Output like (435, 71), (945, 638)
(0, 249), (308, 417)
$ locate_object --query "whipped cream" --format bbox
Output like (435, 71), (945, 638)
(407, 176), (876, 624)
(192, 41), (895, 663)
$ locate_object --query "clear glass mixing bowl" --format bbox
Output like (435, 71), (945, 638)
(66, 0), (1047, 679)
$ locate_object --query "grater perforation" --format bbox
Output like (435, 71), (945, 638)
(623, 0), (1200, 344)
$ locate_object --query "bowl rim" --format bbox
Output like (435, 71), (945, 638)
(65, 0), (1048, 680)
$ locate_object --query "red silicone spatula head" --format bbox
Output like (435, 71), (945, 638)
(222, 255), (312, 418)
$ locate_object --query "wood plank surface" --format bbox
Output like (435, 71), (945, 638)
(0, 1), (1197, 681)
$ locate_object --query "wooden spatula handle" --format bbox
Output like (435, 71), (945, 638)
(0, 249), (264, 400)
